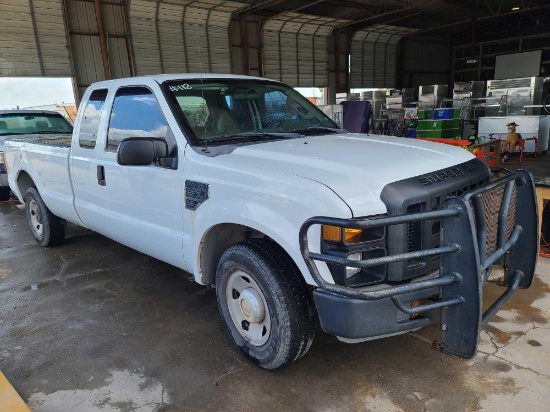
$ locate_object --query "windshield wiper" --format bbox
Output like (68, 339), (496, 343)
(209, 132), (302, 143)
(287, 126), (342, 134)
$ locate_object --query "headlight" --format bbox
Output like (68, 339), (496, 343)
(322, 224), (384, 244)
(345, 252), (362, 278)
(320, 219), (387, 287)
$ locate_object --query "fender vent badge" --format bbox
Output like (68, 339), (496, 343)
(185, 180), (209, 210)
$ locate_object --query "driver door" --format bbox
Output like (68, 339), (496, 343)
(73, 85), (185, 268)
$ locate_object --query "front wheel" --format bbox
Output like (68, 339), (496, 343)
(216, 239), (315, 370)
(24, 187), (66, 246)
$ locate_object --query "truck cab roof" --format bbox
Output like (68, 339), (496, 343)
(88, 73), (276, 89)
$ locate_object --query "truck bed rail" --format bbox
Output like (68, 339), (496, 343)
(6, 135), (72, 148)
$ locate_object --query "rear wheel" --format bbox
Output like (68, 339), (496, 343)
(0, 187), (10, 201)
(24, 187), (66, 246)
(216, 239), (315, 370)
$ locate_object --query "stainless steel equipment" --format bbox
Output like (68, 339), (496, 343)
(318, 105), (343, 127)
(336, 93), (360, 104)
(361, 90), (386, 121)
(478, 115), (550, 153)
(418, 84), (448, 110)
(453, 81), (484, 108)
(386, 88), (415, 110)
(486, 77), (544, 116)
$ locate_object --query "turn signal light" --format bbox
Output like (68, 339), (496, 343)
(322, 225), (363, 243)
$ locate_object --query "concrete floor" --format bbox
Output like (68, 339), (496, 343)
(507, 154), (550, 180)
(1, 201), (549, 412)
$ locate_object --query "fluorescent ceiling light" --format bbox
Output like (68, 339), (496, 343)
(512, 7), (520, 10)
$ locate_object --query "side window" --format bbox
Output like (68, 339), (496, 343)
(107, 87), (169, 150)
(79, 89), (107, 148)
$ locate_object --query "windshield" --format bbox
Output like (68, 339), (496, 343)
(0, 113), (73, 136)
(163, 79), (340, 143)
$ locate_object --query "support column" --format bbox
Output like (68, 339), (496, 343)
(94, 0), (111, 80)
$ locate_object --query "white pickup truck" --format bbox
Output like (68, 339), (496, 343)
(4, 74), (538, 369)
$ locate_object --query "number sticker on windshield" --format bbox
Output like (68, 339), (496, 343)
(169, 84), (193, 92)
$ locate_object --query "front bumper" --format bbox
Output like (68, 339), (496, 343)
(314, 282), (438, 340)
(300, 169), (538, 358)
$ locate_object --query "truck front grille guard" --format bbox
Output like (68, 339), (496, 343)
(299, 170), (538, 358)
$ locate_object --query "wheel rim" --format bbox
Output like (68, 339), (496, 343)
(29, 200), (43, 238)
(226, 270), (271, 346)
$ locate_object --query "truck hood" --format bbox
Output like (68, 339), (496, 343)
(227, 133), (475, 216)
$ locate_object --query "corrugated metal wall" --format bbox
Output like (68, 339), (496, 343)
(263, 13), (349, 87)
(0, 0), (71, 76)
(350, 25), (417, 89)
(402, 36), (450, 87)
(66, 0), (132, 98)
(128, 0), (247, 76)
(0, 1), (360, 99)
(230, 17), (262, 77)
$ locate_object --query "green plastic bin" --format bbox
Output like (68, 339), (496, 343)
(417, 110), (433, 120)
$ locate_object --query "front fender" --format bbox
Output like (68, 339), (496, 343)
(189, 190), (353, 286)
(193, 203), (330, 286)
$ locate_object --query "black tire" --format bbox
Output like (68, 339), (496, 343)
(216, 239), (315, 370)
(0, 186), (10, 201)
(24, 187), (66, 247)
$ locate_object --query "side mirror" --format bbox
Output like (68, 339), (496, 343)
(117, 137), (168, 166)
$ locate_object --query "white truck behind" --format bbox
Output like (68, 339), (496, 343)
(0, 110), (73, 201)
(3, 74), (538, 369)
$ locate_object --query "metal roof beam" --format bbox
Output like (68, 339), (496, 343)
(235, 0), (288, 15)
(406, 3), (550, 36)
(268, 0), (326, 20)
(334, 0), (439, 29)
(320, 0), (397, 11)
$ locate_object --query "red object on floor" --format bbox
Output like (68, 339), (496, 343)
(418, 138), (471, 147)
(504, 137), (538, 165)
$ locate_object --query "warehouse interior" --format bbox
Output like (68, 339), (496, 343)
(1, 0), (549, 99)
(2, 0), (550, 411)
(3, 0), (550, 152)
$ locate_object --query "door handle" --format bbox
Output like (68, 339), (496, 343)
(97, 165), (106, 186)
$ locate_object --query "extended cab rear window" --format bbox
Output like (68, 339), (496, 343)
(79, 89), (108, 149)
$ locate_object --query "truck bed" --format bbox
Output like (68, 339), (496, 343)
(4, 136), (81, 226)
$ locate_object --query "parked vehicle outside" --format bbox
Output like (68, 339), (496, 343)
(0, 110), (73, 201)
